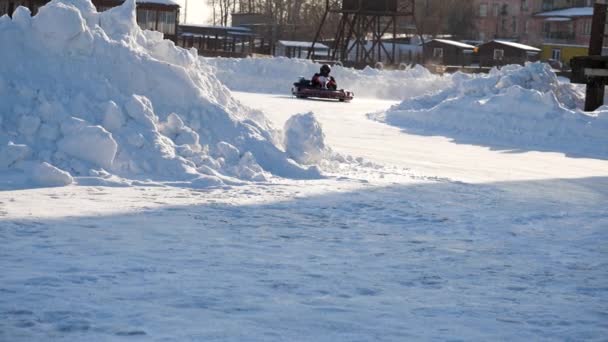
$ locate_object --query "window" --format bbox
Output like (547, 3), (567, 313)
(583, 19), (592, 36)
(521, 0), (529, 11)
(524, 20), (529, 34)
(493, 4), (499, 17)
(552, 48), (561, 61)
(157, 11), (177, 35)
(433, 48), (444, 59)
(513, 17), (518, 33)
(479, 3), (487, 17)
(493, 49), (505, 60)
(137, 8), (158, 31)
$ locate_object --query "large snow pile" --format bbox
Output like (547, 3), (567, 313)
(206, 57), (447, 100)
(370, 63), (608, 158)
(0, 0), (323, 189)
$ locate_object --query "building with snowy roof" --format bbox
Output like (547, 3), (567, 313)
(177, 24), (262, 58)
(0, 0), (180, 41)
(274, 41), (330, 60)
(422, 39), (476, 66)
(533, 3), (598, 67)
(477, 40), (540, 67)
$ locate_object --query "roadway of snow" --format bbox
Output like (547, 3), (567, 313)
(2, 91), (607, 341)
(234, 92), (607, 184)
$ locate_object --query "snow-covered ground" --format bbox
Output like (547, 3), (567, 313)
(2, 1), (608, 341)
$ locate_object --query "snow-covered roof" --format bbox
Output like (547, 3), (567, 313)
(492, 40), (541, 52)
(543, 17), (572, 22)
(431, 39), (475, 49)
(181, 24), (251, 32)
(535, 7), (592, 18)
(136, 0), (179, 6)
(278, 41), (329, 49)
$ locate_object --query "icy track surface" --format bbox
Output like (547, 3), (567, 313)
(2, 92), (608, 341)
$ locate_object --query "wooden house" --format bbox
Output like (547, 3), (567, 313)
(422, 39), (476, 66)
(0, 0), (180, 41)
(477, 40), (541, 67)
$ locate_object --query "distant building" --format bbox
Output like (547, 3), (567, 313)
(472, 0), (544, 45)
(178, 24), (259, 58)
(534, 5), (593, 66)
(423, 39), (475, 66)
(0, 0), (180, 41)
(274, 41), (330, 59)
(477, 40), (541, 67)
(0, 0), (47, 16)
(470, 0), (600, 67)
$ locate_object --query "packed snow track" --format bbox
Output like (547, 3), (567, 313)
(1, 92), (606, 341)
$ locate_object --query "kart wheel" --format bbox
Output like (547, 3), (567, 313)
(339, 99), (345, 102)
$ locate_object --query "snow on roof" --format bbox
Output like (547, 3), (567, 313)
(136, 0), (179, 6)
(543, 17), (572, 22)
(278, 41), (329, 49)
(535, 7), (592, 17)
(492, 40), (541, 52)
(431, 39), (475, 49)
(180, 24), (251, 32)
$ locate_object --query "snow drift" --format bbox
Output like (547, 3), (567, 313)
(206, 57), (447, 100)
(0, 0), (324, 189)
(370, 63), (608, 159)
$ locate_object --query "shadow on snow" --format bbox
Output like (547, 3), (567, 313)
(1, 177), (607, 341)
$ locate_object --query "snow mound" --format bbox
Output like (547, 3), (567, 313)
(370, 63), (608, 159)
(284, 112), (329, 164)
(206, 57), (447, 100)
(0, 0), (322, 189)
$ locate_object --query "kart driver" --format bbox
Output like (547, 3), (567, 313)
(312, 64), (337, 90)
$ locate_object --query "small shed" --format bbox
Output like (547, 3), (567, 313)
(477, 40), (541, 67)
(95, 0), (180, 41)
(423, 39), (476, 66)
(0, 0), (48, 16)
(178, 25), (259, 58)
(275, 41), (330, 59)
(0, 0), (180, 41)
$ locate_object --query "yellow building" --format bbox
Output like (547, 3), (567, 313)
(541, 44), (588, 67)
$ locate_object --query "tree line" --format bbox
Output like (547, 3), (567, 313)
(205, 0), (476, 42)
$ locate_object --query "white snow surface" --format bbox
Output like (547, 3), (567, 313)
(1, 2), (608, 341)
(536, 6), (593, 17)
(432, 38), (476, 49)
(371, 63), (608, 159)
(492, 40), (541, 52)
(0, 0), (322, 189)
(205, 56), (448, 100)
(1, 92), (606, 341)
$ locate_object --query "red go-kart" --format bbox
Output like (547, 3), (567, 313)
(292, 78), (354, 102)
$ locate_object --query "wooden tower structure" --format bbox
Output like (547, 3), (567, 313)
(308, 0), (415, 66)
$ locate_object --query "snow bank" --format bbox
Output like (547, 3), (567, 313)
(0, 0), (324, 189)
(206, 57), (447, 100)
(370, 63), (608, 159)
(284, 112), (329, 164)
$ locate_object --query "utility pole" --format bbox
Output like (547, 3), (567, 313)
(570, 1), (608, 112)
(584, 1), (606, 111)
(184, 0), (188, 24)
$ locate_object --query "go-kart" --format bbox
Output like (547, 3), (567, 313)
(292, 78), (354, 102)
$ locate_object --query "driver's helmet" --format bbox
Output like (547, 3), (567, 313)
(320, 64), (331, 75)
